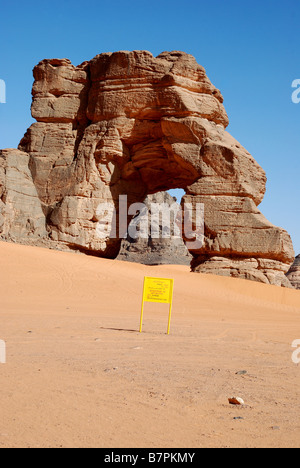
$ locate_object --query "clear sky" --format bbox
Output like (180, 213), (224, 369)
(0, 0), (299, 253)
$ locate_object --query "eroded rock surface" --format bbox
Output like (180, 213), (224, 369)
(0, 50), (295, 286)
(286, 255), (300, 289)
(117, 191), (192, 265)
(0, 149), (47, 240)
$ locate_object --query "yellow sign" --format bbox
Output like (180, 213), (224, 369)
(140, 277), (174, 334)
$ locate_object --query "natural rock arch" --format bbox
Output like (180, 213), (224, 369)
(0, 50), (294, 286)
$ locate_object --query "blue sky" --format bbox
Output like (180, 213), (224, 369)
(0, 0), (299, 253)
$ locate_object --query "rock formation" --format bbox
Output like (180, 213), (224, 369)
(0, 50), (295, 286)
(0, 149), (47, 240)
(117, 191), (192, 265)
(286, 255), (300, 289)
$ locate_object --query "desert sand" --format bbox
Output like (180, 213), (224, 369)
(0, 240), (300, 448)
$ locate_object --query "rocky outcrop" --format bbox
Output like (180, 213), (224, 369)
(117, 191), (192, 265)
(0, 50), (295, 286)
(0, 149), (47, 240)
(286, 255), (300, 289)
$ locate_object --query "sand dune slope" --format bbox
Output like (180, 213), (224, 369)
(0, 241), (300, 448)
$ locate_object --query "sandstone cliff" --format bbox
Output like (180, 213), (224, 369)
(0, 50), (295, 286)
(286, 255), (300, 289)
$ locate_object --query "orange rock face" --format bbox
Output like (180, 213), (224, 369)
(0, 50), (295, 286)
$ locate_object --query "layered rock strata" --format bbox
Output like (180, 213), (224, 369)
(0, 50), (295, 286)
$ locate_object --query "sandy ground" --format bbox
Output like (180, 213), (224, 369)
(0, 241), (300, 448)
